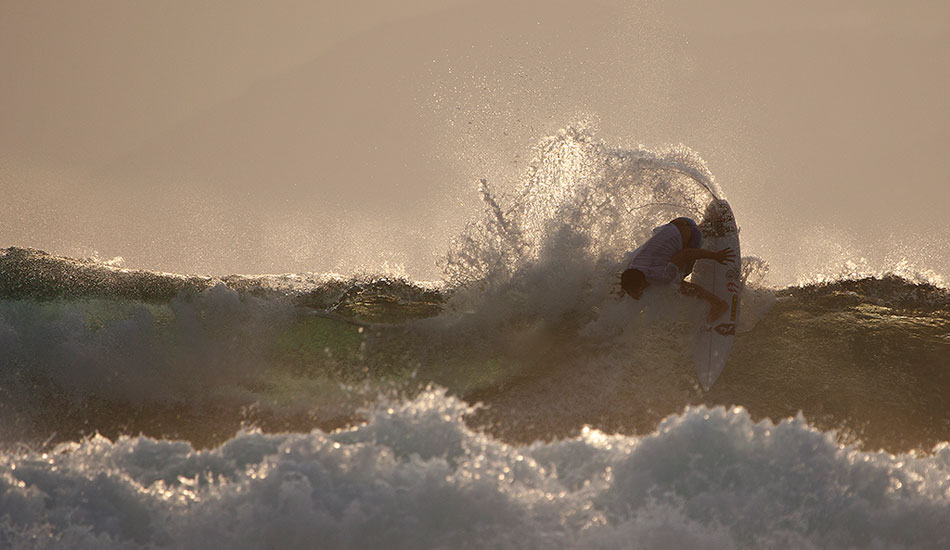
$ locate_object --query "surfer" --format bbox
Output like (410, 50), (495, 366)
(620, 217), (736, 322)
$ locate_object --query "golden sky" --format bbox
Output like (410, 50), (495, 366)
(2, 1), (947, 284)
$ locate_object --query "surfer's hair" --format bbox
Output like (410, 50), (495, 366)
(620, 268), (647, 296)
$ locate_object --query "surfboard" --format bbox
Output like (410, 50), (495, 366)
(690, 199), (741, 390)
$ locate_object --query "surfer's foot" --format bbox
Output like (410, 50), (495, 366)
(707, 298), (729, 324)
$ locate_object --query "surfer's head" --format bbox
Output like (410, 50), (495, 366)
(621, 268), (648, 299)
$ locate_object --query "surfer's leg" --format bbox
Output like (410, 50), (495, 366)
(680, 281), (728, 323)
(682, 259), (697, 277)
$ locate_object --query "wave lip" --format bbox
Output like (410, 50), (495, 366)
(785, 273), (950, 311)
(2, 389), (949, 549)
(0, 247), (214, 302)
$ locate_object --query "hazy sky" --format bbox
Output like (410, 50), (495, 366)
(2, 1), (947, 285)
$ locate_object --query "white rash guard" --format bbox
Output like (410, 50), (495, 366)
(624, 224), (686, 287)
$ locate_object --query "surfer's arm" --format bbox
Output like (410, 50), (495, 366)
(671, 247), (735, 268)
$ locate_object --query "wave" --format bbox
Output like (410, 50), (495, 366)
(0, 244), (947, 454)
(2, 389), (948, 549)
(1, 129), (948, 455)
(3, 127), (948, 546)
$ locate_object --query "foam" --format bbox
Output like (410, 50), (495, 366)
(1, 388), (947, 549)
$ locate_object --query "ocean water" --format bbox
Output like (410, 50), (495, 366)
(1, 130), (948, 548)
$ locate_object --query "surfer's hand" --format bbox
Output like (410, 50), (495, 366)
(713, 248), (735, 265)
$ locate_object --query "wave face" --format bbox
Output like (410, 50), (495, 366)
(2, 246), (946, 452)
(2, 129), (949, 547)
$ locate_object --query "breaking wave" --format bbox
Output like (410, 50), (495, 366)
(1, 128), (948, 547)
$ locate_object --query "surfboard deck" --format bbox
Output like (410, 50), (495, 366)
(690, 199), (741, 390)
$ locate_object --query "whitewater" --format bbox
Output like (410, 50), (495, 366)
(1, 130), (949, 549)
